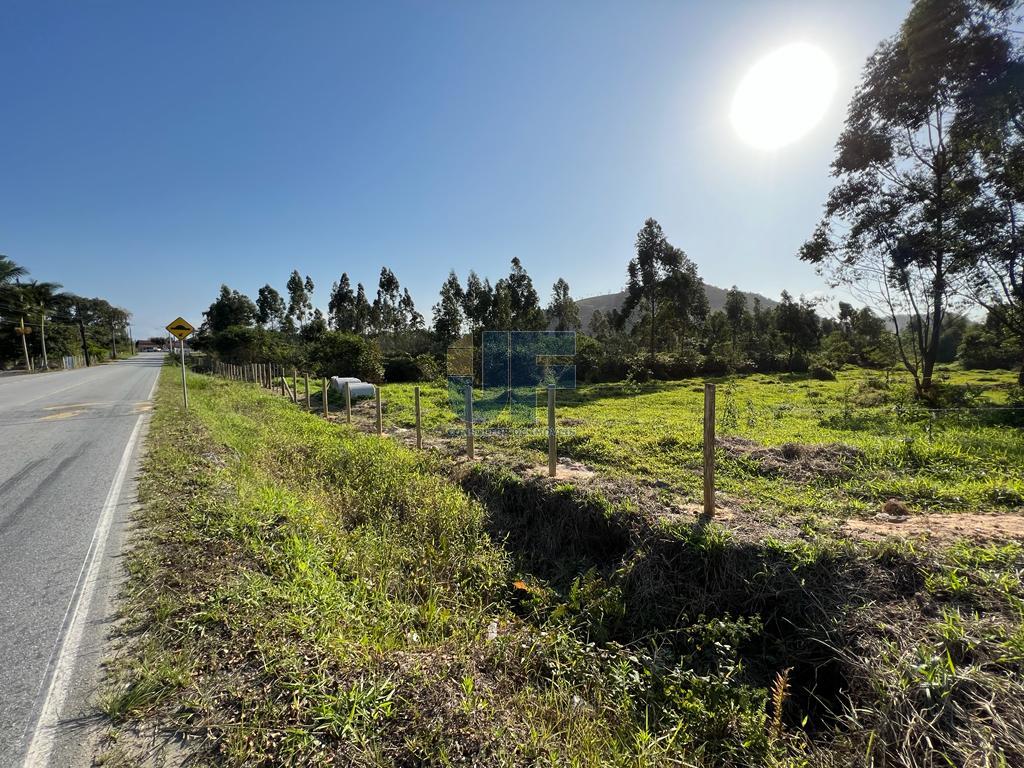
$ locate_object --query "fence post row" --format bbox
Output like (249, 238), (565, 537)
(465, 383), (474, 459)
(703, 383), (716, 518)
(375, 386), (383, 435)
(414, 386), (422, 450)
(547, 385), (556, 477)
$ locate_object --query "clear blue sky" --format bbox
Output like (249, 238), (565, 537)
(1, 0), (910, 337)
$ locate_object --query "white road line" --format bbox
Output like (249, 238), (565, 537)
(20, 412), (147, 767)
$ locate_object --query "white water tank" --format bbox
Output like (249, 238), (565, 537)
(330, 376), (375, 399)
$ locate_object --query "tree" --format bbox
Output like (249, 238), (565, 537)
(286, 270), (312, 329)
(203, 285), (257, 334)
(587, 308), (612, 340)
(488, 280), (514, 331)
(463, 271), (493, 332)
(953, 4), (1024, 382)
(432, 270), (465, 347)
(0, 255), (27, 301)
(724, 286), (748, 352)
(328, 274), (356, 332)
(775, 291), (820, 368)
(21, 280), (64, 369)
(401, 288), (423, 330)
(375, 267), (402, 335)
(619, 218), (707, 357)
(353, 283), (372, 335)
(546, 278), (581, 332)
(501, 258), (546, 330)
(301, 308), (328, 342)
(256, 284), (286, 329)
(800, 0), (1011, 397)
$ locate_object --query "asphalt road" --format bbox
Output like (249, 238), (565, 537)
(0, 353), (163, 766)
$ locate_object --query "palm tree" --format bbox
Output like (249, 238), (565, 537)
(22, 281), (64, 369)
(0, 256), (32, 369)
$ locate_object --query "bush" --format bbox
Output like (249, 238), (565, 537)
(808, 362), (837, 381)
(305, 331), (383, 382)
(413, 353), (440, 382)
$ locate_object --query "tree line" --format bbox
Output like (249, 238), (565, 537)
(194, 0), (1023, 394)
(0, 255), (132, 370)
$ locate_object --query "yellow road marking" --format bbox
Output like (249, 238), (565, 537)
(40, 410), (85, 421)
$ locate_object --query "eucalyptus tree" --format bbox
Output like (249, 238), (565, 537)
(256, 284), (286, 329)
(800, 0), (1016, 396)
(619, 218), (706, 357)
(432, 270), (465, 347)
(546, 278), (581, 332)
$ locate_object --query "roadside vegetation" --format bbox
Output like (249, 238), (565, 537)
(0, 254), (133, 370)
(102, 365), (1024, 766)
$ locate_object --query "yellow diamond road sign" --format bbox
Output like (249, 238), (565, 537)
(166, 317), (195, 340)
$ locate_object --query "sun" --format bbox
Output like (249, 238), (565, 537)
(730, 42), (837, 151)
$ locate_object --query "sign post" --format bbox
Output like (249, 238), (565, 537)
(166, 317), (195, 410)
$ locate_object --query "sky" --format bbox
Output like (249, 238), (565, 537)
(0, 0), (912, 338)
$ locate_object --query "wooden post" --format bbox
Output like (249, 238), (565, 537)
(375, 386), (383, 435)
(305, 373), (311, 409)
(703, 383), (716, 517)
(280, 366), (286, 397)
(547, 385), (556, 477)
(414, 386), (422, 449)
(292, 369), (298, 403)
(465, 383), (474, 459)
(322, 378), (330, 416)
(344, 382), (352, 423)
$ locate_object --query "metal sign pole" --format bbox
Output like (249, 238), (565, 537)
(180, 337), (188, 409)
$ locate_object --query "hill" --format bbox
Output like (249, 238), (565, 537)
(574, 283), (780, 329)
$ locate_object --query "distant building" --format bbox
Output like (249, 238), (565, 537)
(136, 340), (162, 352)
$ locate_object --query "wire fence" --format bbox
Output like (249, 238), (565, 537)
(198, 360), (1024, 518)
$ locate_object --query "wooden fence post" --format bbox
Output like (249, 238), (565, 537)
(344, 382), (352, 423)
(322, 378), (329, 416)
(305, 373), (311, 409)
(465, 383), (474, 459)
(547, 385), (557, 477)
(280, 366), (286, 397)
(414, 386), (422, 449)
(375, 386), (383, 435)
(291, 369), (298, 403)
(703, 383), (716, 517)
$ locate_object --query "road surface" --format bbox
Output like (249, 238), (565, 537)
(0, 353), (163, 766)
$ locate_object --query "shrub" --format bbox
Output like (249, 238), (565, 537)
(808, 362), (836, 381)
(305, 331), (383, 382)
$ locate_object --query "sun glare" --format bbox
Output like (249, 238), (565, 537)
(730, 42), (837, 151)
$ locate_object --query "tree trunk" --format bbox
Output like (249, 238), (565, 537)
(40, 311), (48, 369)
(1018, 353), (1023, 387)
(19, 316), (31, 371)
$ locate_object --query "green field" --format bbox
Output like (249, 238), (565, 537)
(102, 365), (1024, 766)
(375, 366), (1024, 518)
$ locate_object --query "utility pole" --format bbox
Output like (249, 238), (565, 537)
(110, 318), (117, 359)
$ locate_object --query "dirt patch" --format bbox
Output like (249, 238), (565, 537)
(845, 513), (1024, 544)
(721, 436), (863, 482)
(524, 458), (598, 481)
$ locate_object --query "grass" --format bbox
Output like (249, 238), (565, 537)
(377, 365), (1024, 517)
(101, 363), (1024, 766)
